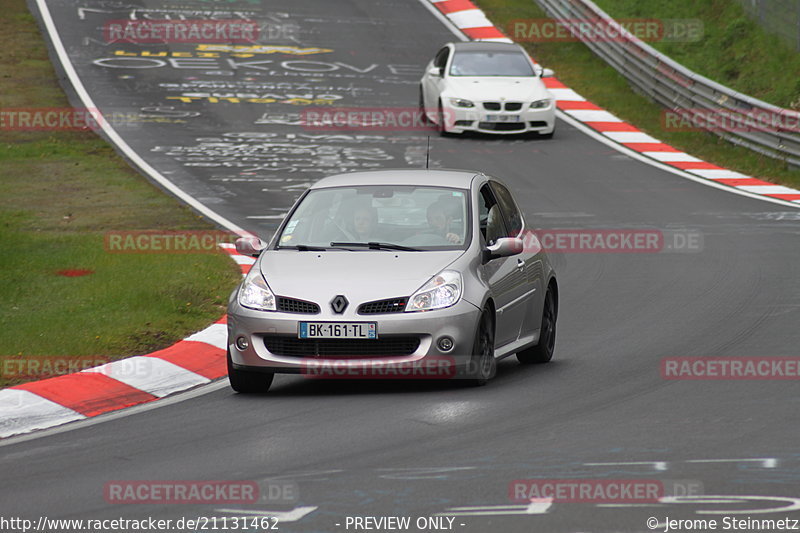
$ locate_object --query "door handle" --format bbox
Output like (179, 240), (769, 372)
(516, 259), (525, 269)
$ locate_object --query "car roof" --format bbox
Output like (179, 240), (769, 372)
(309, 169), (482, 189)
(450, 41), (525, 54)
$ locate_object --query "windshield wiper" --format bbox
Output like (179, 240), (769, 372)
(278, 244), (333, 251)
(330, 241), (422, 252)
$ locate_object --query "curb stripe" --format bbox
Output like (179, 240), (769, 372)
(461, 26), (508, 40)
(447, 10), (494, 29)
(556, 100), (601, 110)
(665, 161), (723, 170)
(623, 143), (680, 152)
(148, 341), (227, 380)
(0, 390), (84, 439)
(435, 0), (481, 14)
(184, 323), (228, 350)
(585, 121), (639, 132)
(83, 357), (211, 399)
(14, 373), (156, 418)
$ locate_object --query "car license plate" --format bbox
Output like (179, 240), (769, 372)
(299, 322), (377, 339)
(486, 115), (521, 122)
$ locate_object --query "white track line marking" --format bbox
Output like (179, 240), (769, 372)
(686, 458), (778, 468)
(584, 461), (668, 471)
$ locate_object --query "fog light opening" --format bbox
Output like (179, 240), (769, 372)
(437, 336), (454, 352)
(235, 336), (250, 351)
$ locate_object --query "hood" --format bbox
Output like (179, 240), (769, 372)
(257, 250), (464, 308)
(444, 76), (551, 102)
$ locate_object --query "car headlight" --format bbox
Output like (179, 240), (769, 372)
(238, 267), (276, 311)
(530, 98), (552, 109)
(405, 270), (462, 312)
(449, 98), (475, 108)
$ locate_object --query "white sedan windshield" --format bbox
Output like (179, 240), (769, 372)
(449, 51), (535, 77)
(278, 185), (470, 250)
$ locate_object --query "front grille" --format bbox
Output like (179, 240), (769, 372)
(504, 102), (523, 111)
(264, 336), (420, 358)
(529, 121), (548, 128)
(454, 120), (473, 127)
(358, 297), (407, 314)
(483, 101), (501, 111)
(277, 296), (320, 314)
(478, 122), (526, 131)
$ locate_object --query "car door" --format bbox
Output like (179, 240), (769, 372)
(477, 183), (527, 348)
(423, 46), (450, 118)
(490, 181), (543, 343)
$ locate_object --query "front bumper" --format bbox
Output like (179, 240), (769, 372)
(227, 298), (482, 377)
(443, 102), (555, 135)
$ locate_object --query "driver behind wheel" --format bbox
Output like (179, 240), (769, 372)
(350, 205), (378, 241)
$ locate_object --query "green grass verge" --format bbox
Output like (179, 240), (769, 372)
(474, 0), (800, 189)
(0, 2), (241, 388)
(593, 0), (800, 109)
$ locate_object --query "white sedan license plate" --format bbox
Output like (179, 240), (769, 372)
(299, 322), (377, 339)
(486, 114), (521, 122)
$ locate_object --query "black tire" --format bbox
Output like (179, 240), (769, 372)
(517, 289), (557, 364)
(418, 87), (429, 125)
(437, 101), (449, 137)
(467, 308), (496, 386)
(227, 348), (274, 393)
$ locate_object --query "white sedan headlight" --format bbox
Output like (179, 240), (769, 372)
(449, 98), (475, 108)
(530, 98), (552, 109)
(238, 268), (276, 311)
(406, 270), (462, 312)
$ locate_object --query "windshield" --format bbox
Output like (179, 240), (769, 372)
(449, 50), (535, 77)
(277, 185), (470, 250)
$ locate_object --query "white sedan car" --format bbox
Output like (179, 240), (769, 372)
(420, 41), (556, 137)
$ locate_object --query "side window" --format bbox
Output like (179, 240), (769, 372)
(433, 47), (450, 71)
(490, 181), (523, 236)
(479, 184), (508, 245)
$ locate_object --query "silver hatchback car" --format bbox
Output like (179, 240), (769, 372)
(226, 169), (558, 392)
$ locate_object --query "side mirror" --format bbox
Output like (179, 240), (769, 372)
(235, 236), (266, 257)
(541, 68), (554, 78)
(427, 66), (442, 77)
(483, 237), (524, 262)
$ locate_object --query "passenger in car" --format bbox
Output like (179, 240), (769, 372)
(426, 201), (462, 244)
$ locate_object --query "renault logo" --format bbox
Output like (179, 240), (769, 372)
(330, 295), (348, 314)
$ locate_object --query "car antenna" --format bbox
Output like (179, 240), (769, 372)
(425, 136), (430, 169)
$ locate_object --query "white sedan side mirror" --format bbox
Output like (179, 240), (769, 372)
(427, 66), (442, 77)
